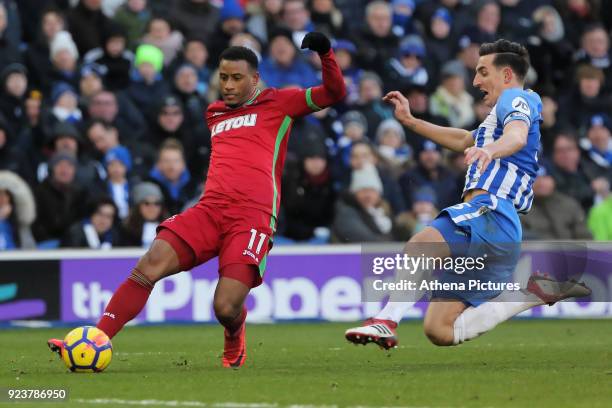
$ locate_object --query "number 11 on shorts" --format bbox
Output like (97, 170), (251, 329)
(247, 229), (267, 254)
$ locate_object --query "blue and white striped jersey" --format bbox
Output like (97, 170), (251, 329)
(463, 88), (542, 213)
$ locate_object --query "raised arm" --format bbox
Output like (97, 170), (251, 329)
(302, 32), (347, 108)
(279, 32), (347, 118)
(383, 91), (474, 152)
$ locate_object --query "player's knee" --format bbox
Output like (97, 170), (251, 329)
(137, 246), (174, 283)
(213, 299), (241, 324)
(423, 321), (454, 346)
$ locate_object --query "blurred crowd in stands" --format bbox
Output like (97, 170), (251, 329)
(0, 0), (612, 250)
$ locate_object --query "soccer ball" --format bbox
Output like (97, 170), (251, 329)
(61, 326), (113, 373)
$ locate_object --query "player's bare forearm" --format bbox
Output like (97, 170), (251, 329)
(383, 91), (472, 152)
(404, 118), (474, 152)
(483, 121), (528, 159)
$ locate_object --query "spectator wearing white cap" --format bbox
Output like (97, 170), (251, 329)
(49, 31), (80, 90)
(332, 164), (396, 242)
(375, 118), (411, 176)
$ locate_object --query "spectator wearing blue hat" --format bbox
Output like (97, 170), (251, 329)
(208, 0), (246, 65)
(391, 0), (417, 37)
(48, 82), (83, 127)
(424, 8), (454, 85)
(382, 35), (429, 92)
(414, 0), (472, 36)
(398, 139), (459, 210)
(105, 145), (135, 220)
(396, 186), (439, 238)
(332, 39), (362, 106)
(78, 64), (106, 107)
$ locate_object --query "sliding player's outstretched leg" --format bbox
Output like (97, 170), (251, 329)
(345, 227), (449, 349)
(47, 228), (193, 358)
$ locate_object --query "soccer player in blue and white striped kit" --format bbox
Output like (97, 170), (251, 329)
(345, 39), (590, 348)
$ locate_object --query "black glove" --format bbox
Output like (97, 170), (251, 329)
(300, 32), (331, 54)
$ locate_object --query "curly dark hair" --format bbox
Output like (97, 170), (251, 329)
(219, 46), (259, 70)
(479, 39), (530, 81)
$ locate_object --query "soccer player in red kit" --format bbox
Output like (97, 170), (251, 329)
(48, 32), (346, 368)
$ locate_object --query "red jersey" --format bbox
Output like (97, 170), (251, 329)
(203, 50), (346, 231)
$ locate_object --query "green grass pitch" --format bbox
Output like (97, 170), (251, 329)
(1, 320), (611, 407)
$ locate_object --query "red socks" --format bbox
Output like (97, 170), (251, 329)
(96, 269), (154, 339)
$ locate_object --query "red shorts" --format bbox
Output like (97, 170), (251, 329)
(157, 200), (274, 288)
